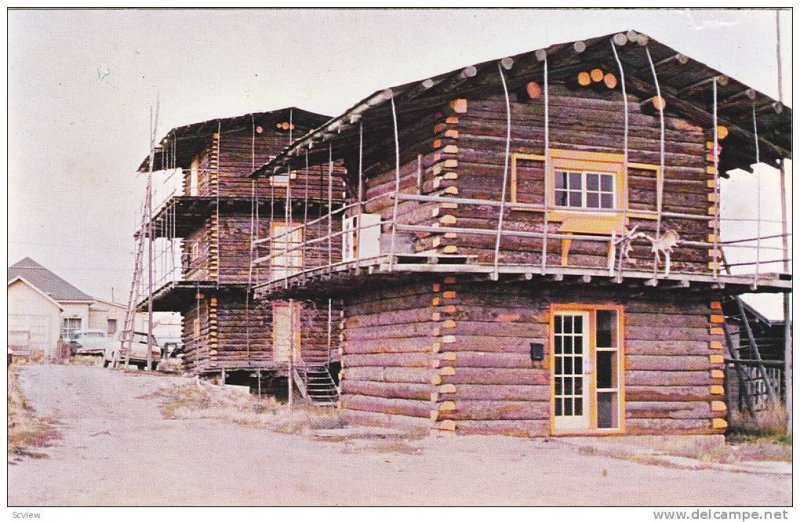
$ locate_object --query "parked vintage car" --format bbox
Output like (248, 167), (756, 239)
(102, 331), (161, 370)
(69, 330), (111, 356)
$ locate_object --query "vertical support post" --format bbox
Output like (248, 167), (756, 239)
(611, 37), (630, 281)
(645, 47), (666, 278)
(257, 369), (261, 397)
(327, 298), (332, 366)
(712, 78), (720, 281)
(389, 93), (400, 271)
(777, 8), (791, 433)
(540, 55), (550, 273)
(493, 62), (512, 279)
(288, 297), (295, 411)
(358, 123), (364, 216)
(752, 103), (761, 288)
(327, 144), (333, 268)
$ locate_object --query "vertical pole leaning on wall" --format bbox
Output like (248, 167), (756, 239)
(540, 52), (550, 273)
(492, 62), (512, 280)
(389, 93), (400, 271)
(146, 100), (159, 373)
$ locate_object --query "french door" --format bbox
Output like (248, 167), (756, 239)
(552, 307), (624, 434)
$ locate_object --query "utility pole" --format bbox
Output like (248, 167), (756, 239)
(776, 9), (791, 435)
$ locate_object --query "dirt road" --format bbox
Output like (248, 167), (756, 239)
(8, 364), (791, 506)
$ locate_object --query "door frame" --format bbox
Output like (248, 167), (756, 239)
(549, 303), (626, 435)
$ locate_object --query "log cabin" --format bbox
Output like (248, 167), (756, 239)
(248, 31), (791, 436)
(135, 108), (346, 401)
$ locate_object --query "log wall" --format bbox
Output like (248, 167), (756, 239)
(393, 86), (714, 272)
(181, 295), (341, 375)
(338, 278), (727, 436)
(339, 282), (439, 431)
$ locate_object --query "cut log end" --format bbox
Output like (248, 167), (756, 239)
(603, 73), (618, 90)
(525, 81), (542, 100)
(577, 71), (592, 87)
(590, 68), (604, 83)
(449, 98), (468, 114)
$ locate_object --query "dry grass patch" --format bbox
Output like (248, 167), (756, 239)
(145, 381), (348, 434)
(7, 369), (61, 461)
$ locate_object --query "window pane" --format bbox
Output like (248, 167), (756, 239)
(600, 174), (614, 192)
(597, 310), (617, 348)
(564, 398), (573, 416)
(555, 315), (563, 333)
(555, 357), (563, 375)
(575, 376), (583, 395)
(597, 351), (617, 389)
(563, 336), (572, 354)
(555, 189), (569, 207)
(586, 193), (599, 208)
(586, 173), (599, 190)
(555, 171), (567, 190)
(597, 392), (617, 428)
(564, 357), (573, 375)
(569, 192), (582, 207)
(563, 315), (572, 333)
(555, 398), (563, 416)
(569, 172), (582, 189)
(574, 316), (583, 333)
(555, 377), (563, 395)
(574, 397), (583, 416)
(600, 194), (614, 209)
(574, 356), (583, 375)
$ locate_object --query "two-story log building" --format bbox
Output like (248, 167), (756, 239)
(137, 108), (345, 401)
(249, 31), (791, 436)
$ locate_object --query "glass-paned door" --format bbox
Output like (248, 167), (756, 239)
(553, 312), (590, 432)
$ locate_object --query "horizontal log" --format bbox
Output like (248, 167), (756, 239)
(625, 386), (715, 402)
(343, 366), (434, 384)
(450, 384), (549, 401)
(624, 355), (710, 371)
(341, 394), (431, 418)
(455, 419), (549, 437)
(438, 400), (549, 421)
(340, 408), (432, 432)
(339, 380), (432, 401)
(626, 370), (711, 387)
(439, 368), (549, 386)
(343, 352), (431, 368)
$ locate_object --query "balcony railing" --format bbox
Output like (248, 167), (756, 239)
(250, 190), (791, 294)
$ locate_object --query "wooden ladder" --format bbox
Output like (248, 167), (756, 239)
(114, 216), (146, 368)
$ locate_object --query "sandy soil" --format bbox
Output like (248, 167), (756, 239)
(7, 364), (791, 506)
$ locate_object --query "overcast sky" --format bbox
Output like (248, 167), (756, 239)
(7, 8), (792, 304)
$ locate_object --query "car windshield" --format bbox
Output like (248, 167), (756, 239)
(79, 332), (106, 338)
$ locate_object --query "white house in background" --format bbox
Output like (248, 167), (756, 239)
(7, 275), (64, 358)
(8, 257), (182, 358)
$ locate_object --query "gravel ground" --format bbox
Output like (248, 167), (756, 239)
(7, 364), (791, 506)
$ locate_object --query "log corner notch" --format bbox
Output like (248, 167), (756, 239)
(427, 107), (462, 255)
(708, 300), (728, 433)
(430, 276), (459, 432)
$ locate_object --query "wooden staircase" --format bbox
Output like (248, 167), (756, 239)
(293, 364), (339, 406)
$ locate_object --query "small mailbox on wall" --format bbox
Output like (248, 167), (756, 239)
(530, 342), (545, 362)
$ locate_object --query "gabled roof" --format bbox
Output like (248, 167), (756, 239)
(254, 29), (791, 177)
(8, 257), (94, 302)
(137, 107), (331, 173)
(8, 276), (65, 311)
